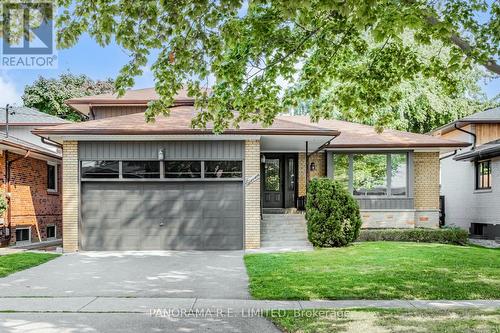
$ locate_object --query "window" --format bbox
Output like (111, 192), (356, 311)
(265, 158), (280, 191)
(205, 161), (243, 178)
(332, 152), (408, 197)
(47, 162), (57, 192)
(475, 160), (491, 190)
(15, 228), (30, 243)
(46, 225), (56, 239)
(123, 161), (160, 178)
(81, 161), (119, 178)
(165, 161), (201, 178)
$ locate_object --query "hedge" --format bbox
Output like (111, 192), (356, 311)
(356, 228), (469, 245)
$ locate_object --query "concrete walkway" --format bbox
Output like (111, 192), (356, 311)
(0, 297), (498, 313)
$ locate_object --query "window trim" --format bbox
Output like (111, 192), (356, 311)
(47, 161), (58, 193)
(15, 227), (31, 244)
(46, 225), (56, 240)
(475, 159), (492, 190)
(330, 151), (411, 198)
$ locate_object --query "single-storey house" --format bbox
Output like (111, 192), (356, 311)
(0, 107), (67, 247)
(33, 88), (469, 251)
(431, 106), (500, 240)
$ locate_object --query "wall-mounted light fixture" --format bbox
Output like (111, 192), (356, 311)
(261, 154), (266, 163)
(158, 148), (165, 160)
(309, 162), (316, 171)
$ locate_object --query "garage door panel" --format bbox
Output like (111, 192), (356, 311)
(81, 181), (243, 250)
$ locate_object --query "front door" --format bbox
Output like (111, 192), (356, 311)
(262, 153), (297, 208)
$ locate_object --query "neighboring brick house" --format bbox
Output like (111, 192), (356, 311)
(431, 106), (500, 240)
(33, 88), (469, 251)
(0, 107), (67, 247)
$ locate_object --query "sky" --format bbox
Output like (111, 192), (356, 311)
(0, 25), (498, 107)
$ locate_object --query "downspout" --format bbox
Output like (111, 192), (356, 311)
(454, 124), (476, 148)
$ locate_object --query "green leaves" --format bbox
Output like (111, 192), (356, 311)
(55, 0), (499, 131)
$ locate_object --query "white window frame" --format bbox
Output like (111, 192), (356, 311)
(46, 225), (56, 240)
(15, 227), (31, 244)
(47, 161), (58, 193)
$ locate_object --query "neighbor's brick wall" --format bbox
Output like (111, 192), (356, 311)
(0, 152), (62, 245)
(62, 141), (79, 252)
(244, 140), (261, 249)
(298, 152), (326, 197)
(413, 152), (440, 228)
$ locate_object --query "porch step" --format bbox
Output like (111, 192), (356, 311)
(262, 208), (303, 215)
(260, 213), (311, 248)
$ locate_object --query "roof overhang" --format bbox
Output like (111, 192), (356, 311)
(0, 141), (61, 162)
(431, 120), (500, 136)
(454, 145), (500, 161)
(65, 100), (193, 116)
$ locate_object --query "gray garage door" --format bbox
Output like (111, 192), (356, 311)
(81, 182), (243, 250)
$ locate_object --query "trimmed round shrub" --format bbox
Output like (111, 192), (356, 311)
(306, 178), (362, 247)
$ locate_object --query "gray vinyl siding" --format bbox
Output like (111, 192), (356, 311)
(79, 141), (244, 161)
(92, 106), (146, 120)
(326, 150), (415, 210)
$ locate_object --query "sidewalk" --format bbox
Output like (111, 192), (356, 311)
(0, 297), (498, 313)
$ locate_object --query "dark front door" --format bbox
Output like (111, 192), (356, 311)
(262, 153), (297, 208)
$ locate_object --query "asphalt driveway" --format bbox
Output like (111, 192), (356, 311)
(0, 251), (250, 299)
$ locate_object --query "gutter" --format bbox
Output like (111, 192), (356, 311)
(454, 124), (476, 148)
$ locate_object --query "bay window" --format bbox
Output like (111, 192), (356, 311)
(332, 152), (409, 197)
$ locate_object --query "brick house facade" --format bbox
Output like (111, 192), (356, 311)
(0, 152), (62, 245)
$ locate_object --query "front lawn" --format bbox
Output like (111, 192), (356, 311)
(244, 242), (500, 300)
(266, 308), (500, 333)
(0, 252), (60, 278)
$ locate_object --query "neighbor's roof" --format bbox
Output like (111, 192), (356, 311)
(454, 139), (500, 161)
(33, 106), (340, 137)
(66, 88), (200, 115)
(281, 116), (470, 149)
(0, 106), (69, 126)
(0, 133), (61, 159)
(430, 106), (500, 136)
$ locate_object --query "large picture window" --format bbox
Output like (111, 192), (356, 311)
(81, 161), (119, 178)
(475, 160), (491, 190)
(165, 161), (201, 178)
(123, 161), (160, 178)
(332, 152), (408, 197)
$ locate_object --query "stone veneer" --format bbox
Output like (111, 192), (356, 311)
(62, 141), (79, 252)
(298, 152), (326, 197)
(244, 140), (261, 249)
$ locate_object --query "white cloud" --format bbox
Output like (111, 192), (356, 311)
(0, 75), (22, 106)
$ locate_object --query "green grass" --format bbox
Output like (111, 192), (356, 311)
(244, 242), (500, 300)
(0, 252), (60, 278)
(266, 308), (500, 333)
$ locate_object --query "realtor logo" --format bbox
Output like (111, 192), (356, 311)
(1, 1), (57, 69)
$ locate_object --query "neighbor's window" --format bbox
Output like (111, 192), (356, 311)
(47, 162), (57, 192)
(205, 161), (243, 178)
(15, 228), (30, 243)
(475, 160), (491, 190)
(81, 161), (119, 178)
(46, 225), (56, 239)
(123, 161), (160, 178)
(164, 161), (201, 178)
(332, 153), (408, 197)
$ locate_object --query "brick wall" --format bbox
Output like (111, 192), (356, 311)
(414, 152), (440, 210)
(244, 140), (261, 249)
(0, 152), (62, 245)
(298, 152), (326, 197)
(62, 141), (79, 252)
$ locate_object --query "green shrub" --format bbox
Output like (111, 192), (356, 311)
(357, 228), (469, 245)
(306, 178), (362, 247)
(0, 196), (7, 215)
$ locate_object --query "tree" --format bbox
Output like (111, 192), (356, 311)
(22, 74), (115, 122)
(56, 0), (500, 131)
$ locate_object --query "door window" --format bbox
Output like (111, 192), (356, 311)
(265, 159), (280, 191)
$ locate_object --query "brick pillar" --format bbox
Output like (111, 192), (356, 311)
(62, 141), (79, 252)
(413, 152), (440, 228)
(244, 140), (261, 249)
(298, 152), (326, 197)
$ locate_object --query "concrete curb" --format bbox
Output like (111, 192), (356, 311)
(0, 298), (498, 313)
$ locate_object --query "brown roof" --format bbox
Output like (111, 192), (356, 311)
(279, 116), (470, 148)
(33, 106), (339, 137)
